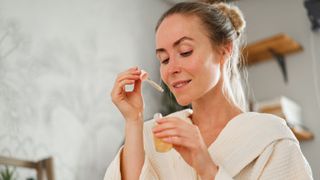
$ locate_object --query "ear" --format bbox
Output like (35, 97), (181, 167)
(219, 42), (233, 64)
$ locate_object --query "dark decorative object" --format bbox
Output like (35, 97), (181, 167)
(304, 0), (320, 31)
(268, 49), (288, 83)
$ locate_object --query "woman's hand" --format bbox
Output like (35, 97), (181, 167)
(111, 67), (144, 122)
(152, 117), (218, 179)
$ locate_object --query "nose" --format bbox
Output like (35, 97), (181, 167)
(167, 58), (181, 75)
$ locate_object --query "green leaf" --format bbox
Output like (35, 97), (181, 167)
(0, 166), (16, 180)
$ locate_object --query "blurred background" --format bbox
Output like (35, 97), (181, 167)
(0, 0), (319, 179)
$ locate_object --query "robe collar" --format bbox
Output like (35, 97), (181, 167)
(208, 112), (297, 177)
(171, 109), (297, 177)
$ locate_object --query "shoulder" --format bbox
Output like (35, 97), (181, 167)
(231, 112), (297, 142)
(236, 112), (286, 126)
(211, 112), (300, 176)
(260, 138), (313, 179)
(213, 112), (298, 159)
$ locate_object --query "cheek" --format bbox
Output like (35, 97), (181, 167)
(187, 55), (211, 76)
(210, 65), (221, 83)
(206, 55), (220, 73)
(195, 55), (221, 88)
(204, 63), (221, 88)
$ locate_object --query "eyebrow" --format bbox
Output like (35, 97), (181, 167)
(156, 36), (194, 54)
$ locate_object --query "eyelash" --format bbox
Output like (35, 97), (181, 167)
(161, 59), (169, 65)
(181, 50), (193, 57)
(161, 50), (193, 65)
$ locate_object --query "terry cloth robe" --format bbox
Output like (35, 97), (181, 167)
(104, 109), (313, 180)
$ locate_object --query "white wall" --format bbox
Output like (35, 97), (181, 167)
(2, 0), (318, 179)
(237, 0), (320, 179)
(0, 0), (169, 179)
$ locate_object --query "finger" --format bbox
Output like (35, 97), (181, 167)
(126, 66), (139, 72)
(128, 68), (142, 75)
(120, 79), (136, 86)
(117, 74), (141, 83)
(153, 117), (187, 132)
(153, 129), (181, 138)
(116, 68), (140, 80)
(162, 136), (193, 148)
(116, 68), (141, 80)
(111, 67), (140, 101)
(133, 78), (142, 94)
(111, 79), (135, 98)
(127, 66), (140, 74)
(113, 70), (140, 92)
(152, 120), (177, 133)
(153, 124), (192, 141)
(129, 66), (138, 71)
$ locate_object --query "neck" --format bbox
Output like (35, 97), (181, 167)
(191, 82), (242, 133)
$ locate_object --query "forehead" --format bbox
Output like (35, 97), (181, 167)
(155, 14), (207, 48)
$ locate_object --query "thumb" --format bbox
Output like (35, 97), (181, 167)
(134, 79), (142, 94)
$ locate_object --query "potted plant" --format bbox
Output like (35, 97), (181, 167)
(0, 166), (16, 180)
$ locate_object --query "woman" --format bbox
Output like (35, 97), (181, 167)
(105, 2), (313, 180)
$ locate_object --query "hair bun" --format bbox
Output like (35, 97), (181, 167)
(215, 3), (246, 36)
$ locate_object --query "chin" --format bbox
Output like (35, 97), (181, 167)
(175, 96), (192, 107)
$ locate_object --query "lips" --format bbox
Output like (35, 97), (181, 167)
(171, 80), (192, 89)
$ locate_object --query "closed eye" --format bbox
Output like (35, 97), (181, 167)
(161, 59), (169, 65)
(181, 50), (193, 57)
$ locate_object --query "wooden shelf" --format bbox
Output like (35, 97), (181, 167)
(291, 127), (314, 141)
(254, 98), (314, 141)
(0, 156), (55, 180)
(242, 33), (303, 65)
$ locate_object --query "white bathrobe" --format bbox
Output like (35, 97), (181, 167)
(104, 109), (313, 180)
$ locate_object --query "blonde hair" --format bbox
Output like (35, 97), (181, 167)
(156, 2), (248, 111)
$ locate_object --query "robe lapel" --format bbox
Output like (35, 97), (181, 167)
(209, 112), (297, 177)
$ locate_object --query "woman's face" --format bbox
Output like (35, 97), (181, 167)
(156, 14), (222, 106)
